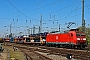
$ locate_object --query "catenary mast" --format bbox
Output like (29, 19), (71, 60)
(82, 0), (85, 32)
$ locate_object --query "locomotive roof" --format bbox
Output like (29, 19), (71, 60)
(69, 29), (79, 31)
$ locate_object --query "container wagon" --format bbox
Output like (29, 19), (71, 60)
(23, 36), (46, 45)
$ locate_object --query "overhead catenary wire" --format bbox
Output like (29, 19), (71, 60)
(40, 1), (81, 25)
(44, 3), (90, 29)
(6, 0), (90, 27)
(26, 0), (61, 14)
(6, 0), (62, 27)
(1, 0), (90, 35)
(43, 1), (81, 18)
(6, 0), (80, 22)
(4, 0), (90, 22)
(6, 0), (45, 20)
(6, 0), (61, 21)
(6, 0), (62, 28)
(49, 1), (81, 15)
(7, 0), (31, 19)
(45, 3), (90, 21)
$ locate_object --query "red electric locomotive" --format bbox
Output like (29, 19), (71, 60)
(46, 29), (87, 49)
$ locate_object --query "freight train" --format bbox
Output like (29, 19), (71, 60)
(9, 32), (47, 45)
(4, 29), (88, 49)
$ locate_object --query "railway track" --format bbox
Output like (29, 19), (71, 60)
(38, 46), (90, 60)
(15, 46), (52, 60)
(15, 44), (90, 60)
(6, 43), (90, 60)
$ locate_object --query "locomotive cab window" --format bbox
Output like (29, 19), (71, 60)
(81, 34), (85, 36)
(76, 33), (80, 36)
(76, 33), (85, 36)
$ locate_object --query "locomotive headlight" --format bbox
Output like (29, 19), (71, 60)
(83, 38), (86, 40)
(77, 38), (80, 40)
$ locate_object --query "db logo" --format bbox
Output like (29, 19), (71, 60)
(56, 36), (58, 40)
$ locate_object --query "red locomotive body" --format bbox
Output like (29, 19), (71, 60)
(46, 29), (87, 49)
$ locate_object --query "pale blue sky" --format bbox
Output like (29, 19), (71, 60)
(0, 0), (90, 37)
